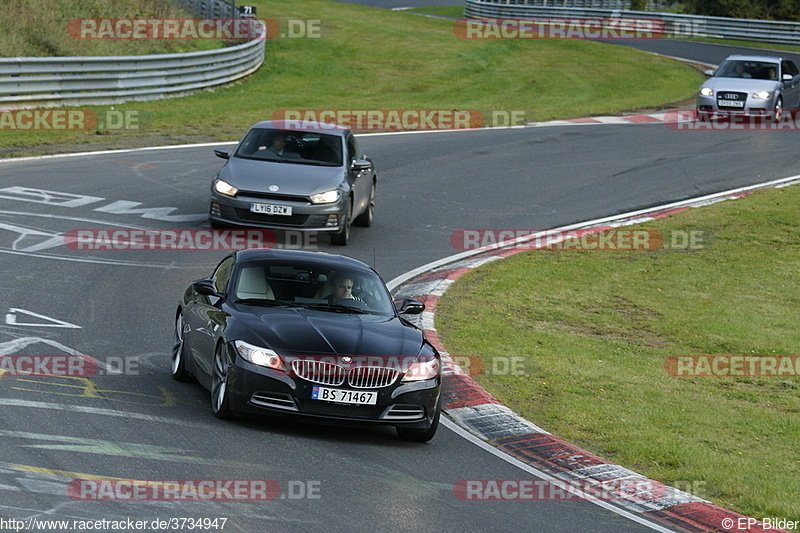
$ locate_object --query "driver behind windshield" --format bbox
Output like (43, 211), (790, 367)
(327, 272), (365, 305)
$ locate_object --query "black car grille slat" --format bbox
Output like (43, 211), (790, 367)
(348, 366), (401, 389)
(239, 190), (310, 203)
(291, 360), (346, 386)
(291, 360), (401, 389)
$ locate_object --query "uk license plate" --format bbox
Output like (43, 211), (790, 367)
(312, 386), (377, 405)
(250, 203), (292, 215)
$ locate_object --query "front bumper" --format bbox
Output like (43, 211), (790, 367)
(226, 357), (442, 430)
(210, 192), (346, 232)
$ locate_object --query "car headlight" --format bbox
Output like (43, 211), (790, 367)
(699, 87), (713, 97)
(402, 354), (440, 382)
(309, 190), (340, 204)
(752, 90), (771, 99)
(234, 340), (284, 371)
(214, 179), (238, 197)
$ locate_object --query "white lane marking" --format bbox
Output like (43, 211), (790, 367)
(441, 417), (679, 533)
(0, 337), (83, 356)
(0, 222), (64, 252)
(5, 309), (81, 329)
(0, 210), (211, 268)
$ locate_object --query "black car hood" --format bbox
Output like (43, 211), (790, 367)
(230, 306), (424, 357)
(219, 156), (344, 196)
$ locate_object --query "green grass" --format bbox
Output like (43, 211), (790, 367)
(0, 0), (223, 56)
(0, 0), (703, 156)
(407, 6), (464, 18)
(435, 185), (800, 525)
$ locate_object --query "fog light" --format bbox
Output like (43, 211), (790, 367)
(210, 203), (221, 217)
(325, 214), (338, 228)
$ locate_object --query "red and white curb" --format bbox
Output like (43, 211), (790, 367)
(389, 174), (800, 533)
(531, 111), (685, 127)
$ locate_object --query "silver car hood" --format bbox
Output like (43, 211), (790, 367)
(219, 156), (345, 196)
(703, 77), (781, 92)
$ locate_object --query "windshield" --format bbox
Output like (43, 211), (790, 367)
(233, 260), (395, 316)
(233, 128), (343, 166)
(715, 60), (779, 80)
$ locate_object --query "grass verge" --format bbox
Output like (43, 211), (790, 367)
(0, 0), (702, 156)
(435, 184), (800, 525)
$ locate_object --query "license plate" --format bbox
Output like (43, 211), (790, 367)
(718, 100), (745, 108)
(250, 203), (292, 215)
(311, 386), (377, 405)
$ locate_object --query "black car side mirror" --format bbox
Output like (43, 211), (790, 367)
(214, 149), (230, 160)
(396, 298), (425, 315)
(193, 279), (222, 298)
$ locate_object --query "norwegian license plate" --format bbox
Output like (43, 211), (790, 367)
(250, 203), (292, 215)
(311, 386), (377, 405)
(718, 100), (745, 108)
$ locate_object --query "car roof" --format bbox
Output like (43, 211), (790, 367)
(248, 120), (349, 137)
(233, 248), (376, 273)
(723, 55), (785, 64)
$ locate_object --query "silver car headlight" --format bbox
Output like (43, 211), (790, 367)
(751, 90), (771, 99)
(699, 87), (713, 97)
(310, 190), (340, 204)
(214, 179), (238, 197)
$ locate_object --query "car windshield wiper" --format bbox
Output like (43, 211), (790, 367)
(296, 302), (370, 314)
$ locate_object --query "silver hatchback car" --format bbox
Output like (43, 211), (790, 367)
(209, 121), (376, 245)
(697, 55), (800, 121)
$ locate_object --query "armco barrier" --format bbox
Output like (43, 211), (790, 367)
(465, 0), (800, 45)
(0, 36), (265, 110)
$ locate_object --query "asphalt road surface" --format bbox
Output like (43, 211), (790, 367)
(1, 7), (797, 532)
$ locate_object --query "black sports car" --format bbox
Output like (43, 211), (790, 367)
(171, 249), (441, 441)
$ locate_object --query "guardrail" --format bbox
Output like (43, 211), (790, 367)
(465, 0), (800, 45)
(0, 37), (265, 109)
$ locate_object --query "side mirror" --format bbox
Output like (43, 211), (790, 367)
(782, 73), (793, 82)
(396, 298), (425, 315)
(193, 279), (222, 298)
(351, 159), (372, 172)
(703, 69), (715, 77)
(214, 149), (230, 160)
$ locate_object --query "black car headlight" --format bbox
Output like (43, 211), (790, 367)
(235, 340), (284, 371)
(402, 351), (440, 382)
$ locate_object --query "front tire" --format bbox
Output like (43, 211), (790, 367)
(211, 343), (235, 419)
(171, 313), (191, 382)
(353, 182), (375, 228)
